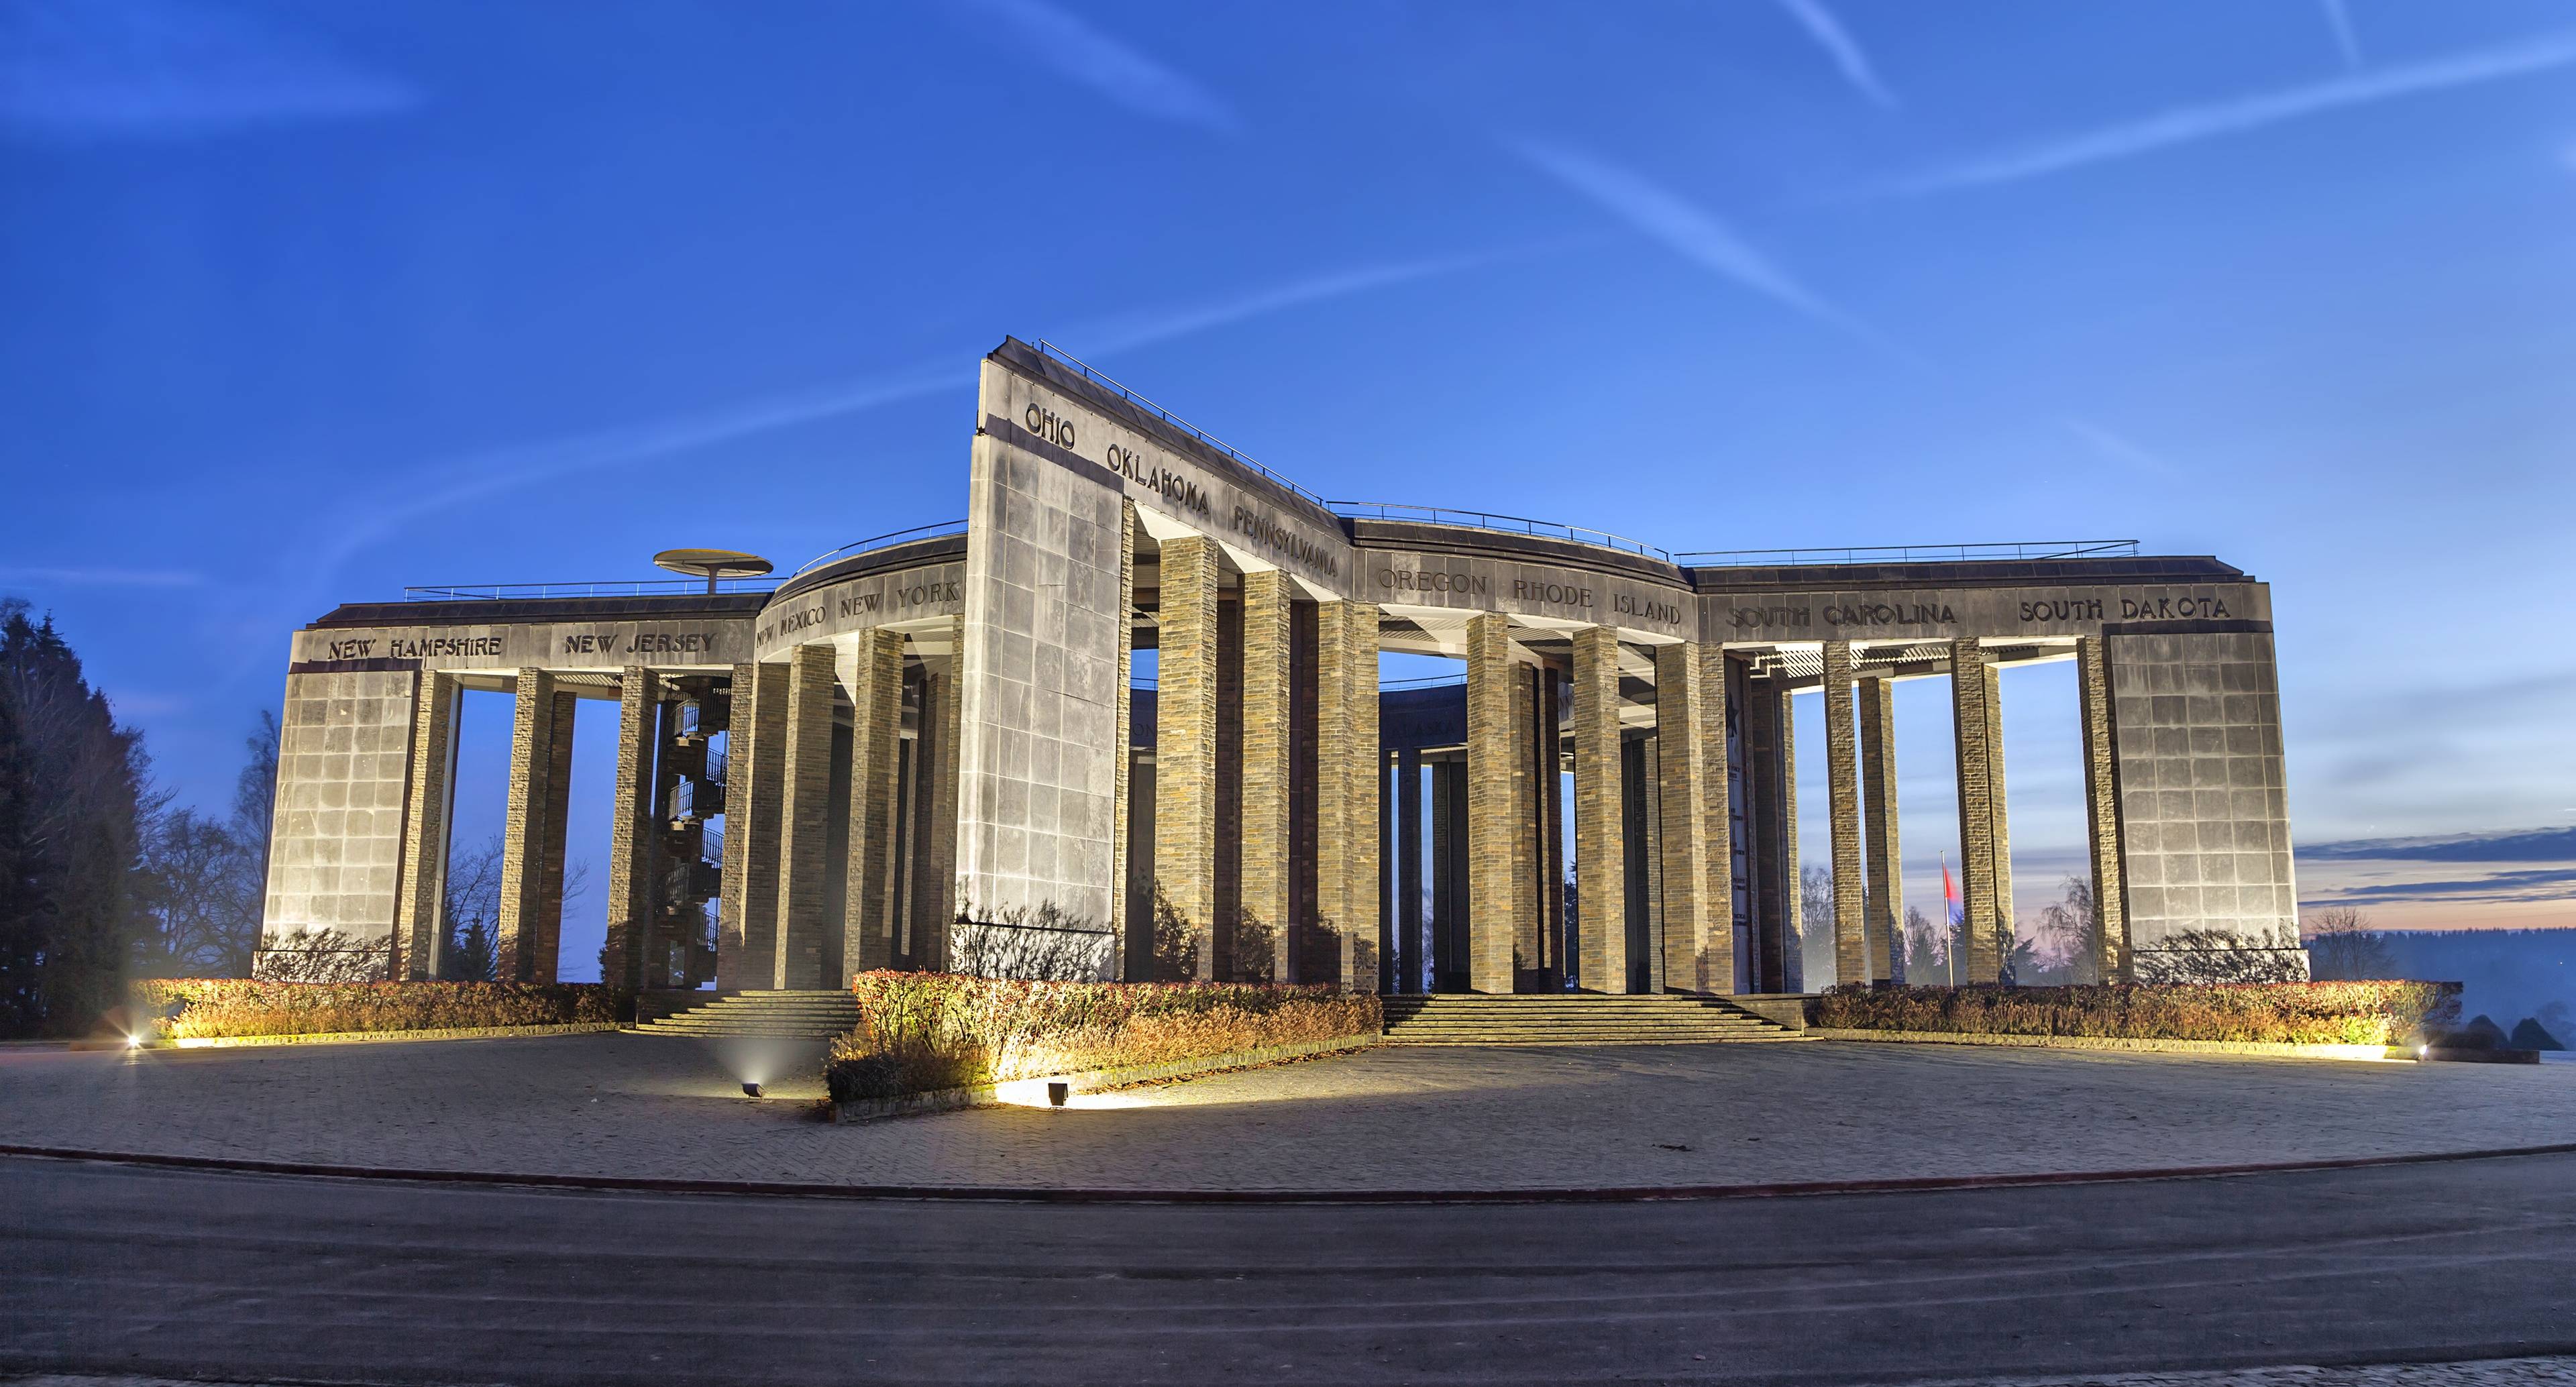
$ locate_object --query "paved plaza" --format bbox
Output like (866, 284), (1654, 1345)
(5, 1034), (2573, 1191)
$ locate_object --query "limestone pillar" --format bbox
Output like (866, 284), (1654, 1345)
(1110, 502), (1136, 973)
(1858, 675), (1902, 984)
(1637, 731), (1665, 995)
(2075, 636), (2129, 983)
(1652, 645), (1711, 993)
(1396, 746), (1423, 993)
(1572, 626), (1627, 992)
(1950, 639), (2002, 983)
(1701, 647), (1739, 995)
(1823, 642), (1868, 987)
(1316, 599), (1381, 991)
(1430, 757), (1464, 989)
(394, 672), (458, 980)
(602, 667), (660, 993)
(720, 658), (789, 989)
(1463, 614), (1521, 993)
(1537, 670), (1565, 985)
(769, 645), (836, 989)
(496, 671), (570, 983)
(716, 663), (753, 986)
(1236, 566), (1288, 988)
(1155, 535), (1220, 979)
(1744, 677), (1796, 994)
(841, 630), (904, 978)
(1986, 661), (2015, 975)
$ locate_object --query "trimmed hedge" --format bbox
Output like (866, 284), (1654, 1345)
(1809, 981), (2461, 1047)
(827, 972), (1380, 1103)
(131, 979), (623, 1040)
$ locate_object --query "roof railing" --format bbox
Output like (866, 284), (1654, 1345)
(402, 577), (780, 602)
(1330, 502), (1673, 561)
(1032, 339), (1332, 509)
(788, 520), (969, 581)
(1675, 539), (2141, 567)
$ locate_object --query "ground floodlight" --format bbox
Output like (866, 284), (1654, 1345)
(1047, 1081), (1069, 1107)
(743, 1081), (763, 1098)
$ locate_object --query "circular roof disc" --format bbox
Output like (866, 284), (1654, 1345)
(653, 548), (773, 580)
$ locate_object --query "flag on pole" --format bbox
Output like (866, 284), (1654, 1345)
(1942, 854), (1964, 928)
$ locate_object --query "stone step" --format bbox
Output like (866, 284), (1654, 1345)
(1377, 994), (1799, 1046)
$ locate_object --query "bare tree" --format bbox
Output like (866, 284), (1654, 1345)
(2135, 926), (2310, 985)
(953, 895), (1114, 981)
(136, 809), (260, 977)
(2304, 905), (2396, 981)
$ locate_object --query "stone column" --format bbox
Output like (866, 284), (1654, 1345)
(1238, 567), (1293, 981)
(1396, 746), (1423, 994)
(1985, 661), (2015, 975)
(1155, 535), (1220, 979)
(769, 645), (836, 989)
(496, 671), (568, 983)
(1537, 670), (1566, 985)
(722, 659), (790, 989)
(1110, 501), (1136, 967)
(1650, 644), (1711, 995)
(1316, 599), (1381, 991)
(1858, 675), (1902, 984)
(716, 663), (753, 987)
(602, 667), (660, 993)
(1744, 677), (1796, 994)
(1571, 626), (1627, 993)
(1823, 643), (1868, 987)
(1463, 614), (1520, 993)
(922, 613), (964, 972)
(1950, 639), (2002, 983)
(2074, 636), (2129, 983)
(1701, 647), (1738, 995)
(533, 688), (576, 983)
(1637, 731), (1665, 995)
(395, 672), (458, 980)
(842, 630), (904, 978)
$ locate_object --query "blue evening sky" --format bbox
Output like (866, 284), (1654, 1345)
(5, 0), (2573, 968)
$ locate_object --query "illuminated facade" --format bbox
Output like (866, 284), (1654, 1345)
(256, 339), (2304, 992)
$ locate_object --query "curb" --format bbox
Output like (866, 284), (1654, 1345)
(1809, 1029), (2400, 1061)
(143, 1022), (624, 1050)
(7, 1138), (2575, 1207)
(832, 1034), (1378, 1122)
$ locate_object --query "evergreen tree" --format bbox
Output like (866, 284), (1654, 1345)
(0, 602), (152, 1037)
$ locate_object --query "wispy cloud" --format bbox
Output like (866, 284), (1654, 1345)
(2319, 0), (2365, 70)
(0, 0), (415, 143)
(1773, 0), (1896, 108)
(299, 252), (1509, 586)
(1874, 27), (2576, 196)
(2304, 827), (2576, 864)
(0, 566), (204, 588)
(956, 0), (1237, 133)
(2061, 418), (2179, 476)
(1511, 138), (1899, 356)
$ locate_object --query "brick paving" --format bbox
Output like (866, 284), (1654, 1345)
(3, 1036), (2572, 1192)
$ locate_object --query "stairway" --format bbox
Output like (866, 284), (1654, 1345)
(629, 990), (859, 1040)
(1379, 993), (1807, 1046)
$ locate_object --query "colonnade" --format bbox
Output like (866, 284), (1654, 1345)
(394, 624), (2133, 995)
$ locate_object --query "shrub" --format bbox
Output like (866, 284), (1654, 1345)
(826, 971), (1380, 1103)
(1809, 980), (2461, 1047)
(131, 979), (624, 1040)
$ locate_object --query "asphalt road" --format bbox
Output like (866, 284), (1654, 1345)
(6, 1152), (2574, 1386)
